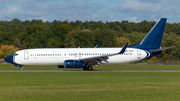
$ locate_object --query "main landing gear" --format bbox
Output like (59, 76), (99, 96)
(83, 65), (93, 71)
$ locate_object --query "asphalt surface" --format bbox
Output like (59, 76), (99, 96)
(0, 70), (180, 72)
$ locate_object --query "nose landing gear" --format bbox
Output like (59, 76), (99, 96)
(20, 67), (24, 70)
(20, 65), (24, 71)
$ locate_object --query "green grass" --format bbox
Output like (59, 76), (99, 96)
(0, 72), (180, 101)
(0, 63), (180, 70)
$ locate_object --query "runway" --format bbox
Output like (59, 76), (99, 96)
(0, 70), (180, 72)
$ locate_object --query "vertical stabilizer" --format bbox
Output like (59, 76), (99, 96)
(129, 18), (167, 50)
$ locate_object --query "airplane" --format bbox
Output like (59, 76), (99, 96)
(4, 18), (175, 71)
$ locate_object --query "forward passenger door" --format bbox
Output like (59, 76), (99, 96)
(24, 51), (29, 60)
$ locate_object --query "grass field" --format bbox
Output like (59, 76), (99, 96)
(0, 63), (180, 70)
(0, 64), (180, 101)
(0, 72), (180, 101)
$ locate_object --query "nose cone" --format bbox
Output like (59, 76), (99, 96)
(4, 55), (15, 64)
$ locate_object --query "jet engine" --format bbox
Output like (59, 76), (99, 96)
(63, 60), (84, 68)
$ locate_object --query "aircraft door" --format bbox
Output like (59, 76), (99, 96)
(137, 50), (141, 59)
(24, 51), (29, 60)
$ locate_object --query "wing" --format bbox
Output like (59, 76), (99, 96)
(79, 42), (129, 65)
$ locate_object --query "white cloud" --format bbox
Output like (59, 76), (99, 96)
(127, 17), (139, 23)
(24, 3), (49, 17)
(139, 0), (179, 2)
(0, 6), (24, 20)
(35, 17), (48, 22)
(113, 0), (161, 13)
(49, 2), (118, 22)
(0, 1), (50, 21)
(111, 0), (180, 22)
(28, 11), (43, 16)
(10, 6), (19, 11)
(0, 0), (48, 3)
(0, 0), (180, 23)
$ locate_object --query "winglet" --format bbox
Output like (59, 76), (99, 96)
(95, 44), (99, 48)
(119, 42), (129, 54)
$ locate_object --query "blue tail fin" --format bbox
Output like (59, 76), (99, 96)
(129, 18), (167, 50)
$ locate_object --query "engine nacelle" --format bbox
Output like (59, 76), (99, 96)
(64, 60), (84, 68)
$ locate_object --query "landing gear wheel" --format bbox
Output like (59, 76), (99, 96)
(83, 65), (93, 71)
(83, 66), (88, 70)
(20, 67), (24, 71)
(88, 66), (93, 70)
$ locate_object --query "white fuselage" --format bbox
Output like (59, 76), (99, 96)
(14, 48), (149, 66)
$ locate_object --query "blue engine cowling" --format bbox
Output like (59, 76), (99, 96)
(64, 60), (84, 68)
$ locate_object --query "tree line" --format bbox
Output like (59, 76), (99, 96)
(0, 18), (179, 60)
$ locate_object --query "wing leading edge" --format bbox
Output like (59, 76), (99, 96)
(79, 42), (129, 65)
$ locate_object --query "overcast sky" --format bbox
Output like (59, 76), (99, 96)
(0, 0), (180, 23)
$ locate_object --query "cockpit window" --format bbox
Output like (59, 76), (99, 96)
(12, 52), (18, 56)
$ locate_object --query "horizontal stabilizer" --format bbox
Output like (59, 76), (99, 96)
(150, 46), (175, 52)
